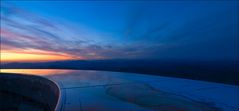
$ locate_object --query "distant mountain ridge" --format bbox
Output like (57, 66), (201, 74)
(1, 59), (239, 85)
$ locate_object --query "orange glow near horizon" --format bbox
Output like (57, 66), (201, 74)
(0, 50), (81, 62)
(0, 69), (74, 76)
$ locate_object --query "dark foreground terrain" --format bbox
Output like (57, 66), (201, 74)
(1, 69), (238, 111)
(0, 73), (59, 111)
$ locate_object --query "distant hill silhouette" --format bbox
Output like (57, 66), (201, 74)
(1, 59), (239, 85)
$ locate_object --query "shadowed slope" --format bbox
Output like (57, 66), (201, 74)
(0, 73), (60, 111)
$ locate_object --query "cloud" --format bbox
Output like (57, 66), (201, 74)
(1, 2), (238, 61)
(1, 4), (151, 60)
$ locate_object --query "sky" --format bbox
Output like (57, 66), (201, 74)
(0, 1), (239, 62)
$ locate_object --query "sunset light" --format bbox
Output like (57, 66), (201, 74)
(0, 1), (238, 111)
(0, 51), (78, 62)
(0, 69), (73, 76)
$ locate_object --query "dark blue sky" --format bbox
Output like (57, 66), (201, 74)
(1, 1), (238, 61)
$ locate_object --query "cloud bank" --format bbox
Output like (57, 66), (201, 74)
(1, 1), (238, 61)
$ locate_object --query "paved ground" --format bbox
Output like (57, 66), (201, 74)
(1, 69), (239, 111)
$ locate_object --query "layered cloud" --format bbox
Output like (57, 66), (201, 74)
(1, 4), (108, 61)
(1, 1), (238, 62)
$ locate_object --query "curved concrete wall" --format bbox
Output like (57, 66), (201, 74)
(0, 73), (60, 111)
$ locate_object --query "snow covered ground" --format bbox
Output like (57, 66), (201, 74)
(1, 69), (238, 111)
